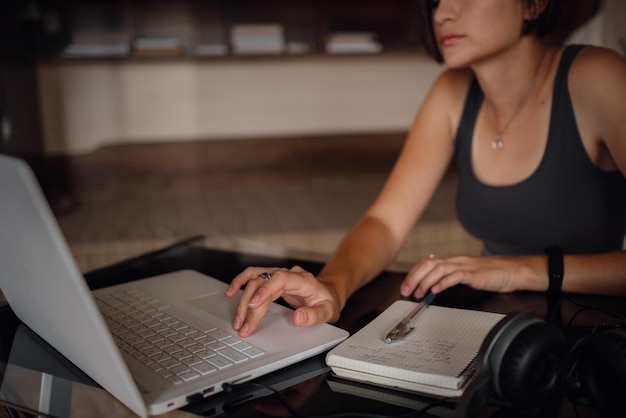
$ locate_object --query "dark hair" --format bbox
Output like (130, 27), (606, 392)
(416, 0), (562, 64)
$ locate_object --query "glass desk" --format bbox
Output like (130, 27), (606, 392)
(0, 240), (623, 418)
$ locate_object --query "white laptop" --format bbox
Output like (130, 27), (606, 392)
(0, 155), (349, 417)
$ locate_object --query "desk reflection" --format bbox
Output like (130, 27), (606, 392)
(0, 244), (623, 418)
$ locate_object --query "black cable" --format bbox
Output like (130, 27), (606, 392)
(222, 382), (451, 418)
(563, 293), (625, 327)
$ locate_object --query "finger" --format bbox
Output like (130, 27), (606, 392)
(293, 300), (336, 327)
(249, 268), (315, 308)
(400, 256), (442, 297)
(236, 271), (295, 335)
(414, 260), (456, 297)
(226, 266), (267, 297)
(431, 269), (466, 294)
(232, 276), (267, 331)
(227, 266), (283, 297)
(238, 301), (272, 338)
(247, 270), (293, 308)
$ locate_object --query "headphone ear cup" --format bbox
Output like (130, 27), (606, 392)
(457, 313), (533, 418)
(497, 321), (565, 407)
(577, 328), (626, 418)
(458, 312), (566, 418)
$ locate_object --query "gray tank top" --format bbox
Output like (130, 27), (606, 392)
(455, 45), (626, 255)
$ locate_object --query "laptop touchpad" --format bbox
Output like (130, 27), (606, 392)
(187, 293), (278, 322)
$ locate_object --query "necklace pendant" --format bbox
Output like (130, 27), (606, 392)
(491, 137), (504, 150)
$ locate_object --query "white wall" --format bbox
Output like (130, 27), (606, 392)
(38, 0), (624, 156)
(38, 54), (442, 155)
(567, 0), (625, 53)
(602, 0), (626, 56)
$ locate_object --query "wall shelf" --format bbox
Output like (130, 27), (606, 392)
(31, 0), (423, 60)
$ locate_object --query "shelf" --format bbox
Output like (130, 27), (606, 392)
(31, 0), (422, 60)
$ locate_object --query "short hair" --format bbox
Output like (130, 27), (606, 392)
(416, 0), (563, 64)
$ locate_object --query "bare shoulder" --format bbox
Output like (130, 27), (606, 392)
(425, 68), (474, 125)
(569, 45), (626, 101)
(431, 67), (474, 103)
(569, 45), (626, 169)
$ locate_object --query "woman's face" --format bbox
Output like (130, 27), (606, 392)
(431, 0), (529, 68)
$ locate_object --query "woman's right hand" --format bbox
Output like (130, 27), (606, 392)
(225, 266), (341, 338)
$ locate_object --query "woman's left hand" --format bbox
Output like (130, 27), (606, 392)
(400, 254), (545, 298)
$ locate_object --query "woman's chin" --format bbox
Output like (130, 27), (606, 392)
(441, 52), (472, 69)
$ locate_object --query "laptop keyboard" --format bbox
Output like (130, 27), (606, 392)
(95, 289), (265, 385)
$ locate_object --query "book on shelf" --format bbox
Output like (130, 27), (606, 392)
(63, 43), (129, 58)
(62, 30), (130, 58)
(230, 23), (285, 55)
(326, 32), (383, 54)
(325, 300), (504, 398)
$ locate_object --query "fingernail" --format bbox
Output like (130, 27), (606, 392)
(240, 323), (249, 335)
(296, 310), (306, 326)
(250, 295), (259, 306)
(432, 284), (440, 294)
(233, 316), (242, 330)
(400, 286), (410, 296)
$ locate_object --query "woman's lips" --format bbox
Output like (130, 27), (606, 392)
(439, 34), (464, 47)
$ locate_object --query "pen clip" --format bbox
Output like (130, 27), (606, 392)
(384, 293), (435, 344)
(385, 322), (414, 343)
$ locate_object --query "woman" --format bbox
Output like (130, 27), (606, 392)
(226, 0), (626, 338)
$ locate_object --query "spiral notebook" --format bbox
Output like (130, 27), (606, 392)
(325, 300), (504, 398)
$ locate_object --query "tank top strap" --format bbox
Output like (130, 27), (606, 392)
(454, 76), (483, 152)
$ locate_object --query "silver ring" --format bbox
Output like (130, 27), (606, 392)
(261, 272), (271, 281)
(429, 254), (447, 263)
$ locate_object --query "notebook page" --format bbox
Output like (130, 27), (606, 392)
(326, 301), (504, 389)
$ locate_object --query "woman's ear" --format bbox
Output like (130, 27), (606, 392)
(524, 0), (549, 21)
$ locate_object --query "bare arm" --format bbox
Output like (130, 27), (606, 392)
(562, 46), (626, 294)
(402, 46), (626, 298)
(226, 69), (467, 336)
(402, 251), (626, 300)
(307, 68), (467, 308)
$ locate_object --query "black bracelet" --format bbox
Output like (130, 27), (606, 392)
(545, 246), (564, 297)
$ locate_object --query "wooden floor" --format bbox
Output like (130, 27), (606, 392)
(55, 133), (406, 194)
(46, 133), (480, 273)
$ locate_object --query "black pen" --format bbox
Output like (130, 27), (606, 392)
(384, 292), (436, 343)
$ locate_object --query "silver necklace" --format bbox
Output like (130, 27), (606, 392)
(486, 48), (546, 150)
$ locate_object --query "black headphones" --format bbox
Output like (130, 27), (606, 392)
(457, 312), (626, 418)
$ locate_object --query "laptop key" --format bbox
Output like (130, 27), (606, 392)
(168, 376), (183, 385)
(208, 329), (232, 340)
(160, 358), (181, 369)
(182, 356), (202, 367)
(218, 347), (249, 363)
(208, 356), (233, 369)
(232, 341), (253, 352)
(179, 370), (200, 382)
(243, 347), (265, 358)
(170, 364), (191, 375)
(193, 361), (217, 375)
(205, 341), (226, 351)
(98, 290), (267, 386)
